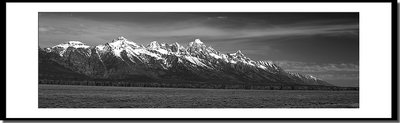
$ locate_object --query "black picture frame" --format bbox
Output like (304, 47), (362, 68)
(3, 0), (398, 121)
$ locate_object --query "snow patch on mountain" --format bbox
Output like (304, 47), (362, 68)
(147, 41), (169, 54)
(183, 56), (210, 68)
(209, 53), (222, 59)
(95, 45), (106, 51)
(189, 39), (205, 47)
(53, 41), (90, 49)
(147, 41), (160, 49)
(49, 41), (90, 56)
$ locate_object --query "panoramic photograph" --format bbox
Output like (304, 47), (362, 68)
(38, 12), (359, 108)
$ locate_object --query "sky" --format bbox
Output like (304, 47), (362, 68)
(39, 12), (359, 87)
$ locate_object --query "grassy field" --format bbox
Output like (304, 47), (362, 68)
(39, 84), (359, 108)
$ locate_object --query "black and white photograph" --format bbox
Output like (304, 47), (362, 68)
(4, 1), (396, 119)
(38, 12), (360, 108)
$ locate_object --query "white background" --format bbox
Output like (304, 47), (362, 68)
(6, 3), (393, 118)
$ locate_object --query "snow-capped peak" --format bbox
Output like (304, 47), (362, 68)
(67, 41), (85, 45)
(168, 42), (185, 53)
(236, 50), (243, 55)
(53, 41), (90, 49)
(257, 61), (281, 71)
(189, 39), (205, 47)
(194, 39), (203, 44)
(109, 36), (140, 48)
(49, 41), (90, 56)
(147, 41), (160, 49)
(231, 50), (245, 57)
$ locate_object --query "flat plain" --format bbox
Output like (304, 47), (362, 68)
(39, 84), (359, 108)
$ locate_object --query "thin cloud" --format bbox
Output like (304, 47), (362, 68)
(216, 16), (227, 19)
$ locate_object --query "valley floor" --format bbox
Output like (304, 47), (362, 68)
(39, 84), (359, 108)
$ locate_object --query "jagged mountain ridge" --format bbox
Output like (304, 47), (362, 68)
(40, 36), (333, 86)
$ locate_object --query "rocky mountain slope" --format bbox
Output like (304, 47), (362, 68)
(39, 36), (333, 86)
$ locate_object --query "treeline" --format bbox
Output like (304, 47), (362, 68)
(38, 79), (358, 91)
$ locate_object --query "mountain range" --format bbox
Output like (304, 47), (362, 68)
(39, 36), (333, 87)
